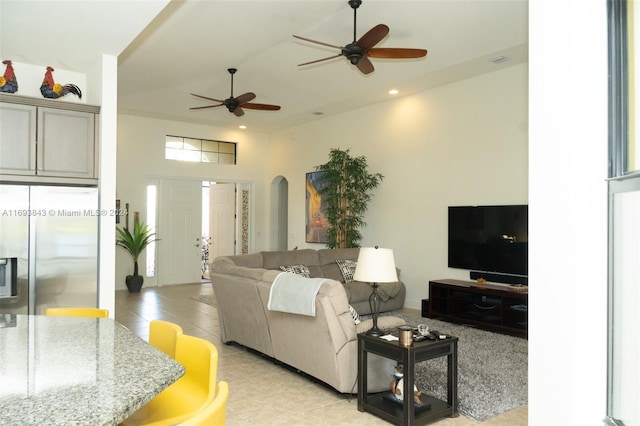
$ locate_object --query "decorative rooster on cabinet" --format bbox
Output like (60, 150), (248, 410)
(0, 60), (18, 93)
(40, 66), (82, 99)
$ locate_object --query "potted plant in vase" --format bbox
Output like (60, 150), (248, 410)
(315, 148), (384, 248)
(116, 221), (159, 293)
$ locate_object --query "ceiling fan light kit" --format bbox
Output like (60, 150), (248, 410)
(293, 0), (428, 75)
(190, 67), (281, 117)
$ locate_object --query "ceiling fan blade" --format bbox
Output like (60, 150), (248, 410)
(298, 53), (343, 67)
(356, 24), (389, 51)
(233, 106), (245, 117)
(293, 35), (344, 51)
(234, 92), (256, 105)
(189, 104), (224, 110)
(191, 93), (226, 103)
(355, 56), (374, 75)
(368, 47), (428, 59)
(242, 102), (281, 111)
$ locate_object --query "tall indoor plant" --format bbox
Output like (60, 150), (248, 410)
(315, 148), (383, 248)
(116, 221), (159, 292)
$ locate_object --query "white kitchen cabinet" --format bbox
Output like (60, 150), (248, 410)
(0, 94), (100, 184)
(0, 102), (36, 176)
(37, 107), (96, 178)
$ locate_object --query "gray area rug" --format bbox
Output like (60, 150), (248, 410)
(192, 293), (527, 421)
(380, 311), (528, 421)
(189, 294), (217, 307)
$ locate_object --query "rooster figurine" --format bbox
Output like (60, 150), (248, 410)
(40, 66), (82, 99)
(0, 60), (18, 93)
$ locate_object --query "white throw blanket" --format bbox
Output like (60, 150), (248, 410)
(267, 272), (326, 316)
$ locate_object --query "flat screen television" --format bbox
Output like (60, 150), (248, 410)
(448, 205), (528, 278)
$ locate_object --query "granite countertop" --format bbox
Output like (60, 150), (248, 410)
(0, 314), (185, 425)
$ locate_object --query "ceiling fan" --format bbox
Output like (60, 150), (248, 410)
(190, 68), (281, 117)
(293, 0), (428, 75)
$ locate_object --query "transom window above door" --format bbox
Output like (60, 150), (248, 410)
(165, 135), (237, 164)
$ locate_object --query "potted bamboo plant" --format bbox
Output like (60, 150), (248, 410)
(116, 221), (159, 292)
(315, 148), (383, 248)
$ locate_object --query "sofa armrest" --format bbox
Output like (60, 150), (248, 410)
(211, 257), (268, 281)
(356, 316), (406, 335)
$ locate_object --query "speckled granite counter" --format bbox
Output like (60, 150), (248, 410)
(0, 314), (185, 425)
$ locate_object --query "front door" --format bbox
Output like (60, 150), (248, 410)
(159, 179), (202, 285)
(209, 182), (236, 261)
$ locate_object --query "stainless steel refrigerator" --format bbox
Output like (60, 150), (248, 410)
(0, 184), (98, 315)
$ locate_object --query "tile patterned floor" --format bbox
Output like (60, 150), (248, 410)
(115, 282), (527, 425)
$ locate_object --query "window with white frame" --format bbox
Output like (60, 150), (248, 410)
(165, 135), (236, 164)
(146, 184), (157, 277)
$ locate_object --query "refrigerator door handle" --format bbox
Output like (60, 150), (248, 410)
(28, 211), (37, 314)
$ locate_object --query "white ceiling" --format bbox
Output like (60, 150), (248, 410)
(1, 0), (528, 133)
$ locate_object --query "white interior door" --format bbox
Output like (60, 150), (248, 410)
(159, 179), (202, 285)
(209, 183), (236, 261)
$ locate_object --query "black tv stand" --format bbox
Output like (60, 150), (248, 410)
(427, 279), (528, 338)
(470, 271), (528, 285)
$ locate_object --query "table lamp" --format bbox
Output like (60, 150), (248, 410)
(353, 246), (398, 337)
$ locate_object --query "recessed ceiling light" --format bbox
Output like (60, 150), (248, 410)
(239, 125), (246, 129)
(388, 89), (399, 95)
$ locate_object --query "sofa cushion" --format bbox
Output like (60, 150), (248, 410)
(262, 249), (324, 278)
(344, 280), (374, 304)
(318, 248), (359, 282)
(279, 264), (311, 278)
(219, 252), (264, 268)
(336, 259), (357, 283)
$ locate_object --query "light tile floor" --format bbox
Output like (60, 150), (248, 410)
(115, 283), (527, 425)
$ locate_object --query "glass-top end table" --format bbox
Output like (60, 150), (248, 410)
(357, 329), (459, 426)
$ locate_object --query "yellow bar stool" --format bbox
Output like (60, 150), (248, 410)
(120, 334), (219, 426)
(149, 320), (183, 359)
(45, 307), (109, 318)
(179, 381), (229, 426)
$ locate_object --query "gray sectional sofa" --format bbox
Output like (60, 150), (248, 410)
(209, 248), (407, 393)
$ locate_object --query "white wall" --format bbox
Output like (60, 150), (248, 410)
(529, 0), (608, 423)
(269, 63), (528, 310)
(96, 55), (118, 316)
(115, 114), (271, 290)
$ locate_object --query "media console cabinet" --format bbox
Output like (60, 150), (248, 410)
(426, 279), (528, 338)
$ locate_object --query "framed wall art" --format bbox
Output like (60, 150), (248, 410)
(305, 171), (329, 243)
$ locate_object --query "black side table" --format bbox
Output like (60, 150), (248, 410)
(357, 331), (458, 425)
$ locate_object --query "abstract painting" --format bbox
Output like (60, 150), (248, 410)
(305, 171), (329, 243)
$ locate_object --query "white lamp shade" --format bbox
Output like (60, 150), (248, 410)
(353, 247), (398, 283)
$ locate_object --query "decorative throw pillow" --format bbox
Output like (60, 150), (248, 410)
(336, 259), (357, 283)
(279, 264), (311, 278)
(348, 304), (361, 325)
